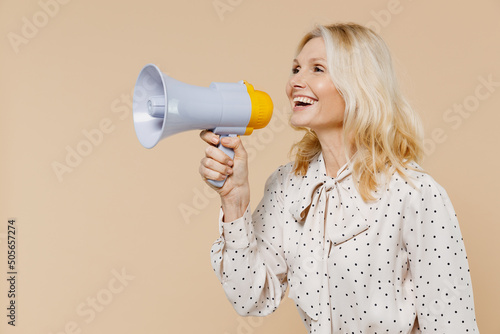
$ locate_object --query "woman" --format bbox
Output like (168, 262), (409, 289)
(199, 23), (479, 333)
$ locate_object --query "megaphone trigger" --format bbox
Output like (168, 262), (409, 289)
(207, 134), (237, 188)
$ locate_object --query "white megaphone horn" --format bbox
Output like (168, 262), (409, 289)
(133, 64), (273, 187)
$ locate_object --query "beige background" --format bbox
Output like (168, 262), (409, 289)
(1, 0), (498, 333)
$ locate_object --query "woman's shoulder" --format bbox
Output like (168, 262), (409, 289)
(265, 161), (296, 185)
(263, 160), (309, 192)
(388, 161), (450, 201)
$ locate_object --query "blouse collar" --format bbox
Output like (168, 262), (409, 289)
(289, 152), (354, 222)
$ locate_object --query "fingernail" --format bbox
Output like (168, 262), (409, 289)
(228, 160), (233, 167)
(212, 136), (219, 144)
(227, 168), (233, 175)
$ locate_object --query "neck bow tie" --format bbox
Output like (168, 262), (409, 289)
(286, 153), (371, 325)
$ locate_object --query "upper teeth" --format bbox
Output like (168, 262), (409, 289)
(293, 96), (316, 105)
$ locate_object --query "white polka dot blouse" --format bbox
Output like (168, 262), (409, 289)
(210, 152), (479, 333)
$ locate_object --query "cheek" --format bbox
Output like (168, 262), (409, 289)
(317, 82), (344, 108)
(314, 80), (336, 98)
(285, 81), (292, 98)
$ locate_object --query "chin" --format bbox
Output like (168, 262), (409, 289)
(290, 117), (312, 129)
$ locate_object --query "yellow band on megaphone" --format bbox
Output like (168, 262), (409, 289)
(243, 81), (273, 135)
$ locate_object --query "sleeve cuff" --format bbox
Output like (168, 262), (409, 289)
(218, 203), (253, 249)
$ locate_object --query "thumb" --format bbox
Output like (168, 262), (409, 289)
(220, 135), (246, 159)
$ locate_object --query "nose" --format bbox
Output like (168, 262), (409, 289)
(288, 74), (306, 92)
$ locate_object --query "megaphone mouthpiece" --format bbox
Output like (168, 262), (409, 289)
(243, 81), (274, 135)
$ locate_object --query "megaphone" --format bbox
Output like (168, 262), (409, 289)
(133, 64), (273, 187)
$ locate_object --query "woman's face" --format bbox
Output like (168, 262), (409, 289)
(286, 37), (345, 132)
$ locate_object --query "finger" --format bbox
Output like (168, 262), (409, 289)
(205, 145), (234, 166)
(199, 163), (231, 182)
(199, 130), (220, 145)
(200, 157), (233, 176)
(219, 136), (247, 158)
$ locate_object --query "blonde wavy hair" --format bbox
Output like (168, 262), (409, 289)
(290, 23), (424, 201)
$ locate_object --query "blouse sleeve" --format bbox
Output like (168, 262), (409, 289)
(403, 177), (479, 332)
(209, 167), (288, 316)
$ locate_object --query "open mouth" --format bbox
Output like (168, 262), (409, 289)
(293, 96), (317, 107)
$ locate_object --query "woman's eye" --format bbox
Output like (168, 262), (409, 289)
(314, 66), (324, 72)
(291, 67), (300, 74)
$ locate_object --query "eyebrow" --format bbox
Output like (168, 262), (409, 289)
(292, 57), (327, 63)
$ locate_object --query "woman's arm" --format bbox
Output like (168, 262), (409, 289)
(403, 177), (479, 332)
(199, 130), (288, 316)
(210, 167), (289, 316)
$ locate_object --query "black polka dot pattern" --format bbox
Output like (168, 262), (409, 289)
(210, 153), (479, 333)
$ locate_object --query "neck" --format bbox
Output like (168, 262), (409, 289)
(315, 127), (354, 177)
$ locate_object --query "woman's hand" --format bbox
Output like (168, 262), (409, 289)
(199, 130), (250, 221)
